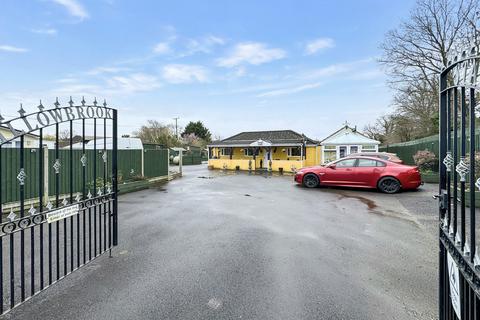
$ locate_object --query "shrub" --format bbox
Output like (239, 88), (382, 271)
(413, 149), (437, 171)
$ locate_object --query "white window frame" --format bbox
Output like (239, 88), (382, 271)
(244, 148), (254, 156)
(220, 148), (229, 156)
(287, 147), (301, 157)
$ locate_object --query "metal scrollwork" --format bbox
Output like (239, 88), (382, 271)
(17, 168), (26, 185)
(443, 152), (454, 172)
(80, 154), (87, 167)
(53, 159), (61, 174)
(456, 157), (469, 182)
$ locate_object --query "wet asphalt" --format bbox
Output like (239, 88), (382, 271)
(7, 165), (438, 320)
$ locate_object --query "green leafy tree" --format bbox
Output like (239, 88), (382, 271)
(182, 121), (212, 142)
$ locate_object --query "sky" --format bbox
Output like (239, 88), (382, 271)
(0, 0), (417, 140)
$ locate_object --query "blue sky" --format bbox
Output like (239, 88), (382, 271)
(0, 0), (416, 140)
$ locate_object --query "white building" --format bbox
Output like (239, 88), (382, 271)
(68, 137), (143, 150)
(320, 124), (380, 163)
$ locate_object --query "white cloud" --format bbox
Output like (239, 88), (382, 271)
(106, 73), (161, 93)
(305, 38), (334, 55)
(162, 64), (209, 84)
(86, 66), (130, 75)
(217, 42), (286, 67)
(182, 35), (225, 56)
(153, 34), (226, 57)
(153, 42), (171, 55)
(306, 64), (350, 79)
(257, 82), (323, 97)
(31, 28), (58, 35)
(51, 0), (89, 20)
(0, 45), (28, 53)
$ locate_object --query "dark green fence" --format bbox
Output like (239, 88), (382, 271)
(380, 131), (480, 171)
(380, 135), (439, 166)
(144, 149), (169, 178)
(182, 150), (203, 165)
(1, 147), (168, 204)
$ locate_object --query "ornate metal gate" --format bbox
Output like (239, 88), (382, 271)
(0, 98), (118, 314)
(439, 46), (480, 319)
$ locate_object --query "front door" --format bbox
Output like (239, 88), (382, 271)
(263, 148), (269, 168)
(339, 146), (347, 158)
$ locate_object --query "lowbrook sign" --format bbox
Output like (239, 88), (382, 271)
(0, 104), (114, 143)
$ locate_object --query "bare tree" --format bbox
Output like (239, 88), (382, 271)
(133, 120), (181, 148)
(380, 0), (479, 92)
(363, 114), (396, 143)
(368, 0), (480, 143)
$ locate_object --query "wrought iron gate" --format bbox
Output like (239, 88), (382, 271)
(439, 46), (480, 319)
(0, 98), (118, 314)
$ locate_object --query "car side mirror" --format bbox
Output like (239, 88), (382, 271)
(328, 164), (336, 169)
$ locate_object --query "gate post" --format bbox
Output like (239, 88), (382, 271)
(43, 145), (49, 204)
(438, 70), (448, 320)
(112, 109), (118, 246)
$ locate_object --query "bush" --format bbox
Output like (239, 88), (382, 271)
(413, 149), (437, 171)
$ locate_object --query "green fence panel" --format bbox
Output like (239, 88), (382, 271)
(1, 148), (40, 203)
(144, 149), (169, 178)
(379, 135), (439, 166)
(117, 150), (142, 183)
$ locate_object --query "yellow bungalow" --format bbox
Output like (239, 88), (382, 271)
(208, 130), (321, 172)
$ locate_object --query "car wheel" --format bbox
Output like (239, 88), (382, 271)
(378, 177), (401, 194)
(303, 174), (319, 188)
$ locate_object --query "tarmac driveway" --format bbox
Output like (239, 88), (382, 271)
(7, 165), (437, 320)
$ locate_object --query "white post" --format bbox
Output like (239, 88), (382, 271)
(179, 149), (183, 176)
(141, 148), (145, 177)
(167, 148), (171, 180)
(300, 144), (303, 166)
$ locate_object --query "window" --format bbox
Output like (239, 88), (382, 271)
(324, 145), (336, 150)
(349, 146), (358, 154)
(361, 145), (376, 152)
(357, 159), (377, 167)
(244, 148), (254, 156)
(335, 158), (356, 168)
(220, 148), (230, 156)
(357, 159), (386, 167)
(287, 147), (301, 157)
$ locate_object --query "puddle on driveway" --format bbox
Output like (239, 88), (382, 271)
(337, 193), (377, 210)
(335, 191), (420, 227)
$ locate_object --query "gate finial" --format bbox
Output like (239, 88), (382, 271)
(81, 96), (86, 106)
(68, 96), (74, 107)
(93, 97), (98, 106)
(103, 99), (107, 107)
(54, 97), (60, 108)
(38, 99), (44, 111)
(18, 104), (26, 117)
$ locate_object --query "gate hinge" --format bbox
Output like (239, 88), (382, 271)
(433, 190), (448, 210)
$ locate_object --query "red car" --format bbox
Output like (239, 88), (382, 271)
(294, 156), (422, 193)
